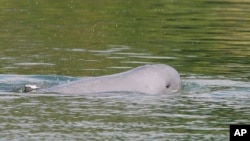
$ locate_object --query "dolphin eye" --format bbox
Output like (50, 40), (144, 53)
(166, 84), (171, 89)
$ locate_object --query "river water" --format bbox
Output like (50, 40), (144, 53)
(0, 0), (250, 140)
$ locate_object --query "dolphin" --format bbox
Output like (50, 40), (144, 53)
(33, 64), (181, 94)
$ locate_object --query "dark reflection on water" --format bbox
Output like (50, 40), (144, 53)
(0, 0), (249, 79)
(0, 0), (250, 140)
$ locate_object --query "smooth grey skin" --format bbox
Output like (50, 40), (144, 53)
(36, 64), (181, 94)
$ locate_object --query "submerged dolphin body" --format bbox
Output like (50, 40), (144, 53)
(35, 64), (181, 94)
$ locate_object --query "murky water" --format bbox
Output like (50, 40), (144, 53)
(0, 0), (250, 140)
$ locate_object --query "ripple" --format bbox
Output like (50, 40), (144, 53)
(14, 62), (55, 66)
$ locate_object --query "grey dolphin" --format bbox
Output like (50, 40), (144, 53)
(36, 64), (181, 94)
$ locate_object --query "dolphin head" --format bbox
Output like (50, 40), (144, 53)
(130, 64), (181, 94)
(155, 64), (181, 94)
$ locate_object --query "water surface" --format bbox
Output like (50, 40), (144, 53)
(0, 0), (250, 140)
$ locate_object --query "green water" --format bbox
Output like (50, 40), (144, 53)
(0, 0), (250, 140)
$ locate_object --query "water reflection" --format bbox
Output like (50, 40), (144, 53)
(0, 0), (249, 78)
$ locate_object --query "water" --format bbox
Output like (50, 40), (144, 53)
(0, 0), (250, 140)
(0, 75), (249, 141)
